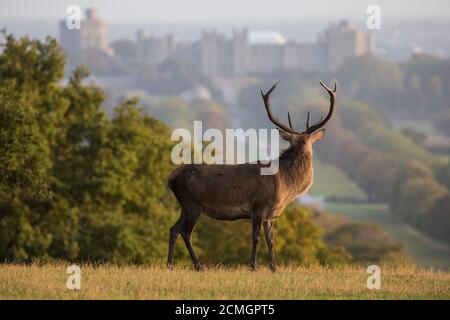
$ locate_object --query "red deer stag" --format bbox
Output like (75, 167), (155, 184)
(167, 80), (337, 271)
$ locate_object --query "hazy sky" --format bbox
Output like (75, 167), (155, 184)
(1, 0), (450, 22)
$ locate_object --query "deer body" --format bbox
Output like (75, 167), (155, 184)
(167, 81), (336, 272)
(170, 145), (313, 220)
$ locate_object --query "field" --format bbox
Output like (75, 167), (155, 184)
(0, 263), (449, 299)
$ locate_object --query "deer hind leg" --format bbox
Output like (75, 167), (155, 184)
(263, 220), (276, 272)
(180, 210), (203, 271)
(167, 214), (185, 270)
(249, 216), (262, 271)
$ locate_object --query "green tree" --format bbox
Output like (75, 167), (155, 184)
(390, 161), (434, 210)
(324, 223), (409, 265)
(0, 83), (52, 260)
(435, 161), (450, 190)
(401, 127), (427, 145)
(336, 55), (404, 114)
(0, 32), (178, 263)
(354, 152), (398, 202)
(396, 178), (447, 227)
(426, 195), (450, 245)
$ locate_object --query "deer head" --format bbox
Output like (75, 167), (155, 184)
(261, 80), (337, 148)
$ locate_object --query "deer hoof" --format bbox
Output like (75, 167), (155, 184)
(167, 263), (173, 271)
(194, 264), (204, 272)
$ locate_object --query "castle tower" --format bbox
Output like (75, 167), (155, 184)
(231, 29), (249, 76)
(59, 7), (112, 61)
(324, 20), (373, 70)
(80, 8), (112, 55)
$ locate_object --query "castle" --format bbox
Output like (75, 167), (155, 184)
(60, 9), (373, 77)
(59, 8), (112, 66)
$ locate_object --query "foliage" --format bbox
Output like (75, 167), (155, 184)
(0, 32), (178, 263)
(0, 86), (53, 260)
(426, 195), (450, 244)
(401, 127), (427, 145)
(336, 55), (404, 115)
(435, 160), (450, 190)
(396, 178), (447, 226)
(336, 54), (450, 117)
(338, 98), (441, 167)
(401, 54), (450, 114)
(324, 223), (408, 264)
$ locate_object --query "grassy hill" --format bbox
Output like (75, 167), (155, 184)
(309, 159), (367, 201)
(326, 203), (450, 269)
(1, 263), (449, 299)
(309, 160), (450, 269)
(308, 160), (450, 269)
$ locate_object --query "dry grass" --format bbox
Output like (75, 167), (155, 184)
(1, 262), (449, 300)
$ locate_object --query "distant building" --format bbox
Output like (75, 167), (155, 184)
(323, 20), (373, 70)
(199, 30), (233, 76)
(231, 29), (249, 76)
(193, 20), (373, 77)
(80, 8), (112, 55)
(136, 30), (174, 65)
(247, 31), (286, 73)
(59, 10), (373, 77)
(59, 8), (112, 66)
(284, 41), (328, 72)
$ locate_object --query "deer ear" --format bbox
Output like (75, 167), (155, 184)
(279, 130), (294, 143)
(310, 129), (325, 143)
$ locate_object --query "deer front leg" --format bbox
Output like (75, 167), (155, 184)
(263, 220), (276, 272)
(249, 216), (262, 271)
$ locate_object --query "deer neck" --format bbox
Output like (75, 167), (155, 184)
(278, 143), (314, 196)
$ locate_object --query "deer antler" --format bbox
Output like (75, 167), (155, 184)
(261, 82), (297, 134)
(261, 80), (337, 135)
(304, 80), (337, 134)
